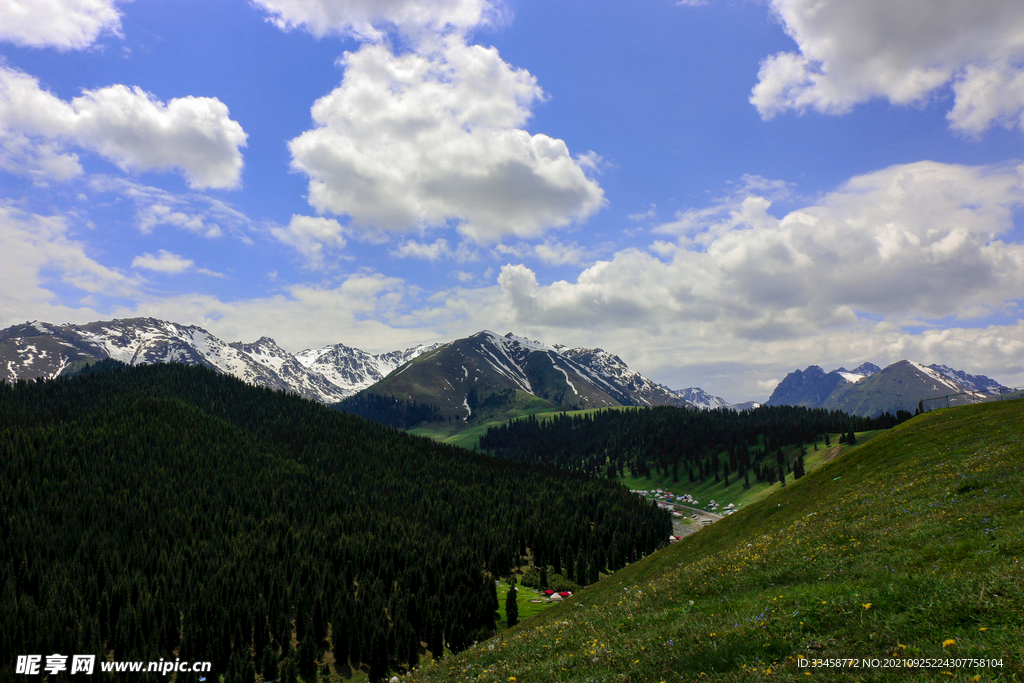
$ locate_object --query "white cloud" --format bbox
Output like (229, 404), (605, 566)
(89, 177), (253, 240)
(288, 37), (606, 242)
(0, 203), (137, 325)
(655, 174), (792, 243)
(532, 241), (588, 266)
(0, 0), (123, 50)
(751, 0), (1024, 134)
(0, 66), (247, 188)
(491, 240), (590, 266)
(392, 238), (451, 261)
(131, 250), (194, 274)
(0, 131), (84, 182)
(251, 0), (501, 40)
(628, 204), (658, 221)
(270, 214), (347, 268)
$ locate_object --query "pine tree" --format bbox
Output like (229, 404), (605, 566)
(847, 430), (857, 445)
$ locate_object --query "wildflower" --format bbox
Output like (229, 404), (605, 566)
(862, 603), (872, 610)
(942, 639), (956, 648)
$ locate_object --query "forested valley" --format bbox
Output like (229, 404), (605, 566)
(478, 404), (914, 483)
(0, 361), (670, 682)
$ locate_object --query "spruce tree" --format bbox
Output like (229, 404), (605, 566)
(298, 635), (317, 682)
(505, 578), (519, 628)
(261, 644), (279, 682)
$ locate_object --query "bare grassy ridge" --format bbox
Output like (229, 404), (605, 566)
(408, 400), (1024, 682)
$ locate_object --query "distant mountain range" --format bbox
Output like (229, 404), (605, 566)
(4, 318), (1009, 420)
(0, 319), (732, 413)
(0, 318), (439, 404)
(765, 360), (1007, 416)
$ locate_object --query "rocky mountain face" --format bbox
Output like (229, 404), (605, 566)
(0, 318), (439, 404)
(1, 320), (730, 413)
(766, 359), (1007, 416)
(361, 330), (733, 420)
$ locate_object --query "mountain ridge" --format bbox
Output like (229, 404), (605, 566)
(0, 319), (731, 415)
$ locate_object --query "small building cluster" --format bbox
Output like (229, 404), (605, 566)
(541, 590), (573, 602)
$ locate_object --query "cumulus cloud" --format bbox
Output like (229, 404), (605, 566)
(251, 0), (501, 40)
(0, 0), (123, 50)
(288, 37), (605, 242)
(751, 0), (1024, 134)
(0, 66), (247, 188)
(269, 215), (347, 268)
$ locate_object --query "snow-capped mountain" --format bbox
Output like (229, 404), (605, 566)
(0, 318), (438, 404)
(359, 330), (734, 420)
(765, 359), (1007, 416)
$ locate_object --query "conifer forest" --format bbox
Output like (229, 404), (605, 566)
(0, 362), (669, 681)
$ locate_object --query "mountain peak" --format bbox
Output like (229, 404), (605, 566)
(767, 358), (1008, 415)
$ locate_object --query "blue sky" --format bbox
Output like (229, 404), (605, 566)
(2, 0), (1023, 402)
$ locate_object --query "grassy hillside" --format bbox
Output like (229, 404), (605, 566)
(407, 399), (1024, 682)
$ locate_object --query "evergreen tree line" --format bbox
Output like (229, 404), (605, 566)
(333, 392), (447, 430)
(0, 361), (669, 682)
(477, 405), (914, 484)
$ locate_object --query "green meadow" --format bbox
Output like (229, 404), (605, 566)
(406, 399), (1024, 682)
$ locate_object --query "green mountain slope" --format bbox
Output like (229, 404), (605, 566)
(408, 399), (1024, 682)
